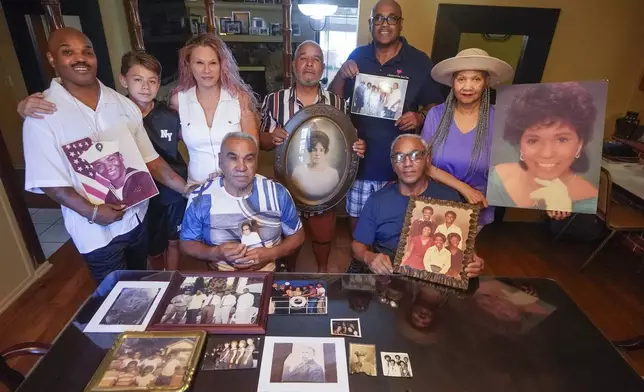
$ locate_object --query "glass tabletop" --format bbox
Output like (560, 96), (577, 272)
(16, 271), (644, 391)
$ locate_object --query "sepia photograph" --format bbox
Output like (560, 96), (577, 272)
(84, 331), (205, 391)
(487, 81), (607, 214)
(232, 11), (250, 34)
(380, 352), (412, 378)
(351, 73), (409, 121)
(62, 138), (158, 208)
(269, 279), (327, 315)
(330, 319), (362, 338)
(394, 197), (481, 290)
(201, 337), (261, 371)
(84, 281), (169, 333)
(348, 343), (377, 376)
(257, 337), (349, 392)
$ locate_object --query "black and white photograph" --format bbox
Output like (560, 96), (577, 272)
(330, 319), (361, 338)
(252, 17), (266, 29)
(84, 281), (169, 333)
(201, 337), (261, 371)
(259, 27), (270, 36)
(351, 73), (409, 121)
(62, 138), (158, 208)
(159, 275), (264, 325)
(341, 275), (376, 292)
(348, 343), (377, 376)
(292, 23), (301, 36)
(232, 11), (250, 34)
(270, 23), (282, 36)
(227, 21), (242, 34)
(85, 331), (205, 391)
(269, 279), (327, 315)
(286, 118), (348, 204)
(380, 352), (412, 378)
(258, 337), (349, 392)
(220, 17), (232, 34)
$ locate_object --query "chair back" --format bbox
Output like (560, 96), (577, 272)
(597, 167), (613, 220)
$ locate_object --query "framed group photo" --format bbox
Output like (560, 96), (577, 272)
(147, 272), (272, 334)
(394, 197), (481, 290)
(201, 337), (262, 371)
(274, 104), (359, 214)
(84, 331), (206, 391)
(351, 73), (408, 121)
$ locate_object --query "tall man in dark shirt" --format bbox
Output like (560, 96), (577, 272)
(329, 0), (443, 233)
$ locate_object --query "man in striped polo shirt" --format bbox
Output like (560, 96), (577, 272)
(259, 40), (366, 273)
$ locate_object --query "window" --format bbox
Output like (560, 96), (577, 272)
(319, 7), (359, 83)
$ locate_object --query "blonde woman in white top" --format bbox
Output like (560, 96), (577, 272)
(170, 34), (259, 184)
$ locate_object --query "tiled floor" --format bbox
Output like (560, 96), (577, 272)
(29, 208), (70, 259)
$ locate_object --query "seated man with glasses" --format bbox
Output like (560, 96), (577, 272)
(350, 134), (484, 276)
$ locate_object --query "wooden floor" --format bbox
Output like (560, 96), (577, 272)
(2, 219), (644, 391)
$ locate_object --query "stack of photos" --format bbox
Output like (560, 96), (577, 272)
(201, 337), (261, 371)
(84, 331), (205, 391)
(394, 197), (480, 290)
(258, 336), (349, 392)
(330, 319), (362, 338)
(348, 344), (376, 376)
(148, 273), (271, 334)
(84, 281), (169, 333)
(350, 73), (409, 121)
(269, 280), (328, 315)
(380, 352), (412, 378)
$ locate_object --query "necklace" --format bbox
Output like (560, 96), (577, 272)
(71, 93), (102, 142)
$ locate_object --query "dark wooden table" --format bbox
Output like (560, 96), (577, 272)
(16, 271), (644, 391)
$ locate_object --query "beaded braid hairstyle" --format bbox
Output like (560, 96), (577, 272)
(428, 81), (492, 176)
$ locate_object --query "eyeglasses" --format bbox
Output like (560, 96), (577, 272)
(391, 150), (426, 164)
(371, 15), (402, 26)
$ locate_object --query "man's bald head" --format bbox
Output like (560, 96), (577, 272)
(46, 27), (98, 88)
(371, 0), (402, 18)
(370, 0), (403, 47)
(293, 40), (324, 87)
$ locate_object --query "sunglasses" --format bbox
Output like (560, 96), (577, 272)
(390, 150), (426, 164)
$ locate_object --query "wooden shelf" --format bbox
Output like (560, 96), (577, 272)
(185, 1), (282, 12)
(220, 34), (301, 43)
(239, 66), (266, 72)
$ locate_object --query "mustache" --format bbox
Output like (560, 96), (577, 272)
(71, 62), (90, 68)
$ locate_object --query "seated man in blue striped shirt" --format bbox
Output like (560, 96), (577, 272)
(180, 132), (305, 271)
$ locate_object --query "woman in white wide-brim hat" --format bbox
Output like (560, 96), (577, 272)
(422, 48), (513, 227)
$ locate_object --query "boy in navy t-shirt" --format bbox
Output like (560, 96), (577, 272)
(118, 51), (188, 269)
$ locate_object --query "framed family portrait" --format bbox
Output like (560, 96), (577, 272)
(84, 331), (206, 391)
(274, 104), (359, 214)
(62, 138), (158, 208)
(257, 336), (349, 392)
(147, 272), (272, 334)
(393, 197), (481, 290)
(84, 281), (170, 333)
(351, 73), (409, 121)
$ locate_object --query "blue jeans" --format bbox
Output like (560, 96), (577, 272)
(82, 216), (148, 282)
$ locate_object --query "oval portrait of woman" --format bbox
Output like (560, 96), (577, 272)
(285, 117), (349, 205)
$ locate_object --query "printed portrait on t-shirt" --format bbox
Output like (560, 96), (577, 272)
(62, 138), (158, 208)
(351, 73), (409, 121)
(286, 118), (347, 205)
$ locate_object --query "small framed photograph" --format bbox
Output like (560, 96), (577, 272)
(258, 336), (349, 392)
(252, 17), (266, 29)
(380, 352), (412, 378)
(270, 22), (282, 36)
(292, 23), (301, 36)
(394, 197), (481, 290)
(227, 20), (242, 34)
(84, 331), (206, 391)
(84, 281), (169, 333)
(269, 279), (328, 315)
(201, 337), (261, 371)
(259, 27), (270, 36)
(351, 73), (409, 121)
(232, 11), (251, 34)
(147, 272), (273, 334)
(220, 17), (232, 34)
(330, 318), (361, 338)
(189, 15), (201, 35)
(348, 343), (377, 376)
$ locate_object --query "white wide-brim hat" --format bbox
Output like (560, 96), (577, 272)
(431, 48), (514, 87)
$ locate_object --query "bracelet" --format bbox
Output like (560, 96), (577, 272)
(419, 111), (427, 121)
(88, 205), (99, 224)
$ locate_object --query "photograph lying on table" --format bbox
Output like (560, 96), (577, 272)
(269, 279), (328, 315)
(85, 281), (169, 333)
(394, 197), (481, 290)
(258, 336), (349, 392)
(147, 272), (272, 334)
(63, 138), (158, 208)
(351, 73), (408, 121)
(330, 318), (361, 338)
(380, 352), (412, 378)
(84, 331), (205, 391)
(486, 80), (607, 214)
(201, 337), (261, 371)
(348, 343), (377, 376)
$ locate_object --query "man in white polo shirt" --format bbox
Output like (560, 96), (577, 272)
(22, 27), (187, 281)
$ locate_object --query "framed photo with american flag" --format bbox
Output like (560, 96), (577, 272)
(62, 137), (158, 208)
